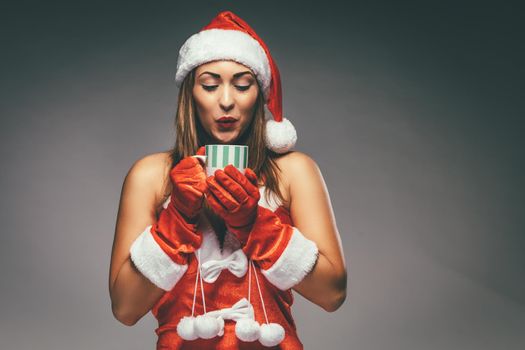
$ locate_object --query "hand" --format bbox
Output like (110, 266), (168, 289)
(205, 165), (260, 244)
(129, 146), (209, 290)
(147, 146), (207, 266)
(169, 146), (207, 220)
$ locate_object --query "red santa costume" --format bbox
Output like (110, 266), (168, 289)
(128, 10), (319, 350)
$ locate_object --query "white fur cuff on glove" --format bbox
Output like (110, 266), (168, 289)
(129, 225), (188, 291)
(260, 227), (319, 291)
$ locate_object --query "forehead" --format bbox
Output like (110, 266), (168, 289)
(195, 60), (254, 77)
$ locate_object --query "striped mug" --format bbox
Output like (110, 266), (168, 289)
(192, 144), (249, 176)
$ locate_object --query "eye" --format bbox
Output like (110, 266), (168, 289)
(202, 85), (218, 91)
(236, 85), (251, 91)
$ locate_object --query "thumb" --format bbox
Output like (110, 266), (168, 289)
(196, 146), (206, 156)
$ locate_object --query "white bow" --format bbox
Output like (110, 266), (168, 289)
(200, 249), (248, 283)
(206, 297), (255, 321)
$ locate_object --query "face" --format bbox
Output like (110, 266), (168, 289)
(193, 60), (259, 144)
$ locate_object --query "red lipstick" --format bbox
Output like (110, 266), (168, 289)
(217, 116), (238, 129)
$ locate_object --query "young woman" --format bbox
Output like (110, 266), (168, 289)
(109, 11), (347, 350)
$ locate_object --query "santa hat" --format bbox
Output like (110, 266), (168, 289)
(174, 10), (297, 154)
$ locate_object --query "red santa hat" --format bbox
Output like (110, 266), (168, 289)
(174, 10), (297, 154)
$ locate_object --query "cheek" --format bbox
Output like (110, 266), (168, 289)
(240, 100), (258, 127)
(239, 92), (258, 112)
(193, 93), (214, 120)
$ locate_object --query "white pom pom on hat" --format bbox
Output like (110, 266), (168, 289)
(174, 10), (297, 154)
(265, 112), (297, 154)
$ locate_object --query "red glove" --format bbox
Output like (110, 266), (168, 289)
(205, 164), (260, 245)
(205, 166), (319, 290)
(168, 147), (208, 221)
(130, 146), (207, 291)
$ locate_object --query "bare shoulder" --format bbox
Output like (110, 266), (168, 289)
(125, 151), (172, 214)
(273, 151), (321, 207)
(127, 152), (170, 185)
(275, 150), (320, 181)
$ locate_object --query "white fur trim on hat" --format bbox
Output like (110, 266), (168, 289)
(265, 117), (298, 154)
(175, 28), (271, 98)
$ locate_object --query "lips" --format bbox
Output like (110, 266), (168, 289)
(217, 116), (238, 130)
(217, 116), (238, 123)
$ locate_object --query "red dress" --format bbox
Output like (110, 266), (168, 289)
(152, 186), (305, 350)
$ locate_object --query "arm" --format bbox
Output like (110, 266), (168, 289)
(109, 154), (168, 326)
(286, 152), (347, 312)
(205, 152), (347, 312)
(230, 153), (346, 311)
(110, 149), (207, 326)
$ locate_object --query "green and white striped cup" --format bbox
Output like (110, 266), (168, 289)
(192, 144), (249, 176)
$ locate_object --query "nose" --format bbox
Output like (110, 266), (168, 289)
(219, 85), (234, 111)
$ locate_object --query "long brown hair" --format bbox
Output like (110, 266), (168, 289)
(167, 67), (289, 244)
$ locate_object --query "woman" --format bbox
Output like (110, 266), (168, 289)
(109, 10), (346, 350)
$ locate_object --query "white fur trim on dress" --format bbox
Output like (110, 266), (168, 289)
(260, 227), (319, 290)
(175, 28), (271, 98)
(129, 225), (188, 291)
(265, 117), (297, 154)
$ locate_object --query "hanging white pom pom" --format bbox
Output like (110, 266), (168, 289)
(235, 317), (261, 342)
(259, 322), (285, 347)
(195, 314), (221, 339)
(176, 316), (198, 341)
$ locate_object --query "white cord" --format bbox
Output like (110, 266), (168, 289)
(191, 253), (199, 317)
(248, 258), (252, 304)
(198, 249), (207, 314)
(251, 260), (269, 324)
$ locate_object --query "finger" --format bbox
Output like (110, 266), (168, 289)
(170, 162), (205, 185)
(224, 165), (260, 199)
(214, 169), (250, 204)
(194, 156), (206, 168)
(196, 146), (206, 156)
(206, 176), (239, 211)
(171, 161), (205, 184)
(175, 156), (200, 170)
(192, 176), (208, 194)
(244, 168), (258, 185)
(194, 147), (207, 168)
(205, 187), (228, 217)
(178, 183), (203, 199)
(207, 176), (239, 211)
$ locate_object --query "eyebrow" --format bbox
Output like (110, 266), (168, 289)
(198, 71), (254, 79)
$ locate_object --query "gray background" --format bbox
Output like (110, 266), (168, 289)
(1, 1), (524, 349)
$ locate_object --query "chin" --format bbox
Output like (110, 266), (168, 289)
(211, 131), (241, 144)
